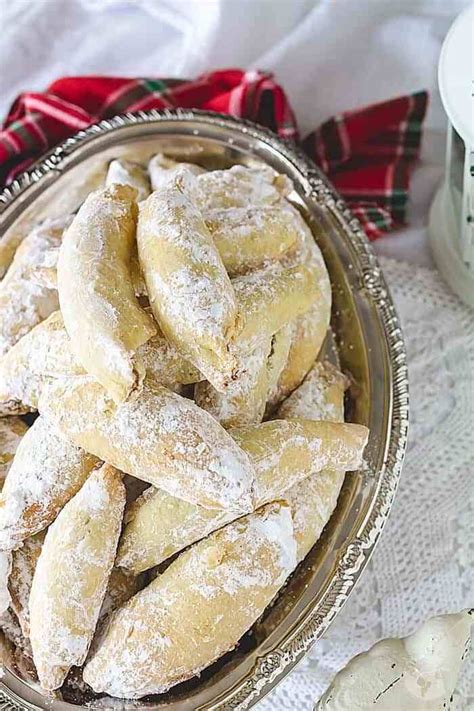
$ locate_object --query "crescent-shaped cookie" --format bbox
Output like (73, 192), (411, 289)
(232, 418), (366, 502)
(0, 217), (70, 357)
(57, 184), (156, 403)
(148, 154), (205, 191)
(0, 311), (83, 415)
(105, 159), (151, 202)
(117, 418), (368, 572)
(270, 303), (329, 406)
(38, 376), (254, 513)
(0, 310), (201, 414)
(29, 464), (125, 691)
(154, 163), (298, 276)
(271, 218), (332, 403)
(84, 502), (296, 698)
(116, 486), (231, 574)
(278, 361), (348, 422)
(204, 201), (300, 277)
(9, 530), (140, 640)
(196, 164), (291, 211)
(137, 173), (237, 391)
(0, 417), (28, 485)
(0, 417), (98, 550)
(8, 531), (45, 636)
(194, 337), (272, 428)
(232, 263), (320, 355)
(105, 160), (151, 298)
(278, 362), (349, 562)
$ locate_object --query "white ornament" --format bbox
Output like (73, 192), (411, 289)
(316, 611), (472, 710)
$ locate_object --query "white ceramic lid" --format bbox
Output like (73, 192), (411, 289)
(438, 3), (474, 145)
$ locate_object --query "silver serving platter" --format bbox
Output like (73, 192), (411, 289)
(0, 110), (408, 710)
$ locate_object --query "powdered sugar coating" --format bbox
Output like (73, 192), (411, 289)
(204, 200), (300, 277)
(0, 417), (28, 483)
(196, 164), (291, 211)
(105, 160), (150, 202)
(57, 184), (156, 404)
(267, 204), (332, 404)
(281, 200), (331, 306)
(278, 361), (349, 422)
(286, 469), (346, 564)
(38, 377), (254, 513)
(116, 485), (233, 573)
(232, 418), (367, 505)
(148, 154), (205, 191)
(0, 310), (201, 415)
(9, 530), (141, 642)
(84, 502), (296, 698)
(0, 551), (11, 614)
(29, 464), (125, 691)
(137, 174), (237, 391)
(0, 417), (98, 551)
(0, 158), (356, 698)
(8, 531), (44, 636)
(0, 311), (83, 414)
(278, 361), (349, 562)
(194, 338), (272, 428)
(117, 416), (367, 573)
(0, 216), (70, 357)
(232, 263), (319, 354)
(139, 313), (201, 388)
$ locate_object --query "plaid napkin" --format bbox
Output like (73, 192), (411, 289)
(0, 69), (427, 240)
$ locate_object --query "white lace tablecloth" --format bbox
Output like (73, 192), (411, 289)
(259, 256), (474, 710)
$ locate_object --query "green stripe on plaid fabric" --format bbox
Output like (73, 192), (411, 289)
(139, 77), (187, 109)
(100, 80), (166, 119)
(9, 119), (43, 151)
(359, 207), (393, 228)
(143, 79), (169, 94)
(0, 137), (17, 158)
(7, 119), (26, 132)
(351, 205), (394, 238)
(255, 89), (277, 133)
(343, 189), (407, 200)
(321, 116), (346, 164)
(401, 92), (428, 152)
(347, 189), (408, 224)
(391, 159), (410, 222)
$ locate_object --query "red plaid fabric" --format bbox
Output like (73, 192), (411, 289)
(0, 69), (427, 240)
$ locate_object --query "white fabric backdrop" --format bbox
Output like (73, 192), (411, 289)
(1, 0), (472, 708)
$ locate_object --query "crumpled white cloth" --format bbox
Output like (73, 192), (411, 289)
(259, 256), (474, 709)
(1, 1), (473, 708)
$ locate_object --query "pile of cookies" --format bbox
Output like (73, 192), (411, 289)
(0, 155), (368, 699)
